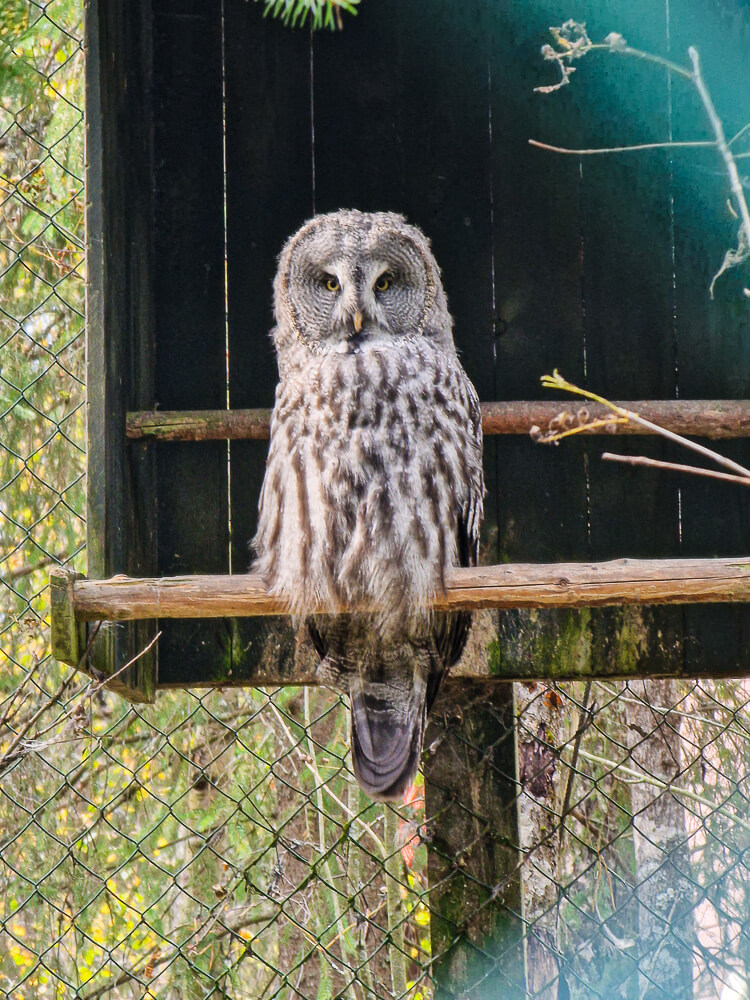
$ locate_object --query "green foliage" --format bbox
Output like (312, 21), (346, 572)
(1, 674), (433, 997)
(257, 0), (359, 31)
(0, 0), (85, 668)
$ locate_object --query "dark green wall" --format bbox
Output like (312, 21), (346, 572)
(86, 0), (750, 690)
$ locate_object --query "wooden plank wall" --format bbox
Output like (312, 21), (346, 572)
(85, 1), (158, 700)
(670, 3), (750, 672)
(150, 1), (230, 684)
(87, 0), (750, 688)
(216, 0), (748, 689)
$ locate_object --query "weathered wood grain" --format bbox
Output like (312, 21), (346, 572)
(150, 0), (230, 686)
(85, 0), (157, 702)
(425, 682), (525, 998)
(126, 399), (750, 441)
(62, 557), (750, 622)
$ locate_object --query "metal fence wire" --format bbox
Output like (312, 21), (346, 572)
(3, 4), (750, 999)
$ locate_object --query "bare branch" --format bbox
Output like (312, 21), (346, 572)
(602, 452), (750, 487)
(6, 552), (67, 580)
(728, 122), (750, 147)
(0, 631), (160, 773)
(533, 26), (750, 294)
(579, 747), (750, 835)
(539, 371), (750, 480)
(534, 21), (692, 96)
(688, 47), (750, 253)
(529, 138), (716, 156)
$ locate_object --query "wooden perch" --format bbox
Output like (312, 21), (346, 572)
(126, 400), (750, 441)
(52, 557), (750, 625)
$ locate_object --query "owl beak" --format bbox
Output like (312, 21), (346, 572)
(353, 310), (364, 334)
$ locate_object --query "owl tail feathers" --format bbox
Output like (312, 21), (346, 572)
(350, 677), (426, 802)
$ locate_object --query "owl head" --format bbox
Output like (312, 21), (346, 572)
(272, 210), (455, 363)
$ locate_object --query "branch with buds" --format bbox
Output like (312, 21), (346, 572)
(535, 371), (750, 488)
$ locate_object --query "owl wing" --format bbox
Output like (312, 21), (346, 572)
(427, 383), (484, 711)
(307, 616), (327, 659)
(426, 498), (481, 712)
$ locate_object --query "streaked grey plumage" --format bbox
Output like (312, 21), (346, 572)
(253, 210), (484, 800)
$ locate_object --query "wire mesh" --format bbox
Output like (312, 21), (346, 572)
(2, 3), (750, 999)
(4, 672), (750, 999)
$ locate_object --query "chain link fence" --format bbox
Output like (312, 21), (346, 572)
(2, 3), (750, 998)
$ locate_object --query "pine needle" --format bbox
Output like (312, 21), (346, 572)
(258, 0), (360, 31)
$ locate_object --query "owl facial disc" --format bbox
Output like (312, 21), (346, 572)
(276, 210), (439, 352)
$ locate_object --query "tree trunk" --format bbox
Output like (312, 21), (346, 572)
(516, 681), (567, 999)
(626, 678), (693, 999)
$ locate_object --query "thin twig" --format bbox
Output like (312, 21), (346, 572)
(602, 452), (750, 486)
(578, 747), (750, 834)
(728, 122), (750, 147)
(80, 905), (278, 1000)
(615, 43), (693, 81)
(83, 629), (161, 694)
(614, 413), (750, 478)
(536, 26), (693, 94)
(384, 805), (408, 999)
(0, 689), (31, 733)
(348, 775), (377, 999)
(267, 698), (384, 853)
(529, 138), (716, 156)
(303, 688), (357, 991)
(534, 415), (629, 442)
(0, 631), (160, 773)
(77, 619), (103, 672)
(688, 47), (750, 250)
(540, 372), (750, 479)
(559, 681), (593, 843)
(534, 25), (750, 293)
(0, 670), (79, 771)
(6, 552), (67, 580)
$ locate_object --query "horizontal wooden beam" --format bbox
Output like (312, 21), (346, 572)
(127, 407), (273, 441)
(126, 400), (750, 441)
(53, 557), (750, 624)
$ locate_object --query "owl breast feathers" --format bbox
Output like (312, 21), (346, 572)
(253, 210), (484, 800)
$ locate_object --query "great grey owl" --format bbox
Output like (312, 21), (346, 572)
(253, 210), (484, 801)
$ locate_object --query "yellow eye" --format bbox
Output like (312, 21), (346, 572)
(325, 276), (340, 292)
(374, 275), (391, 292)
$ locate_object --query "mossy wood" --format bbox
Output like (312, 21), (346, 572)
(49, 570), (86, 669)
(425, 682), (525, 998)
(51, 558), (750, 685)
(85, 0), (157, 703)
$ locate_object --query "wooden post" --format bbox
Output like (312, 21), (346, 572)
(85, 0), (157, 703)
(50, 569), (86, 668)
(424, 681), (525, 998)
